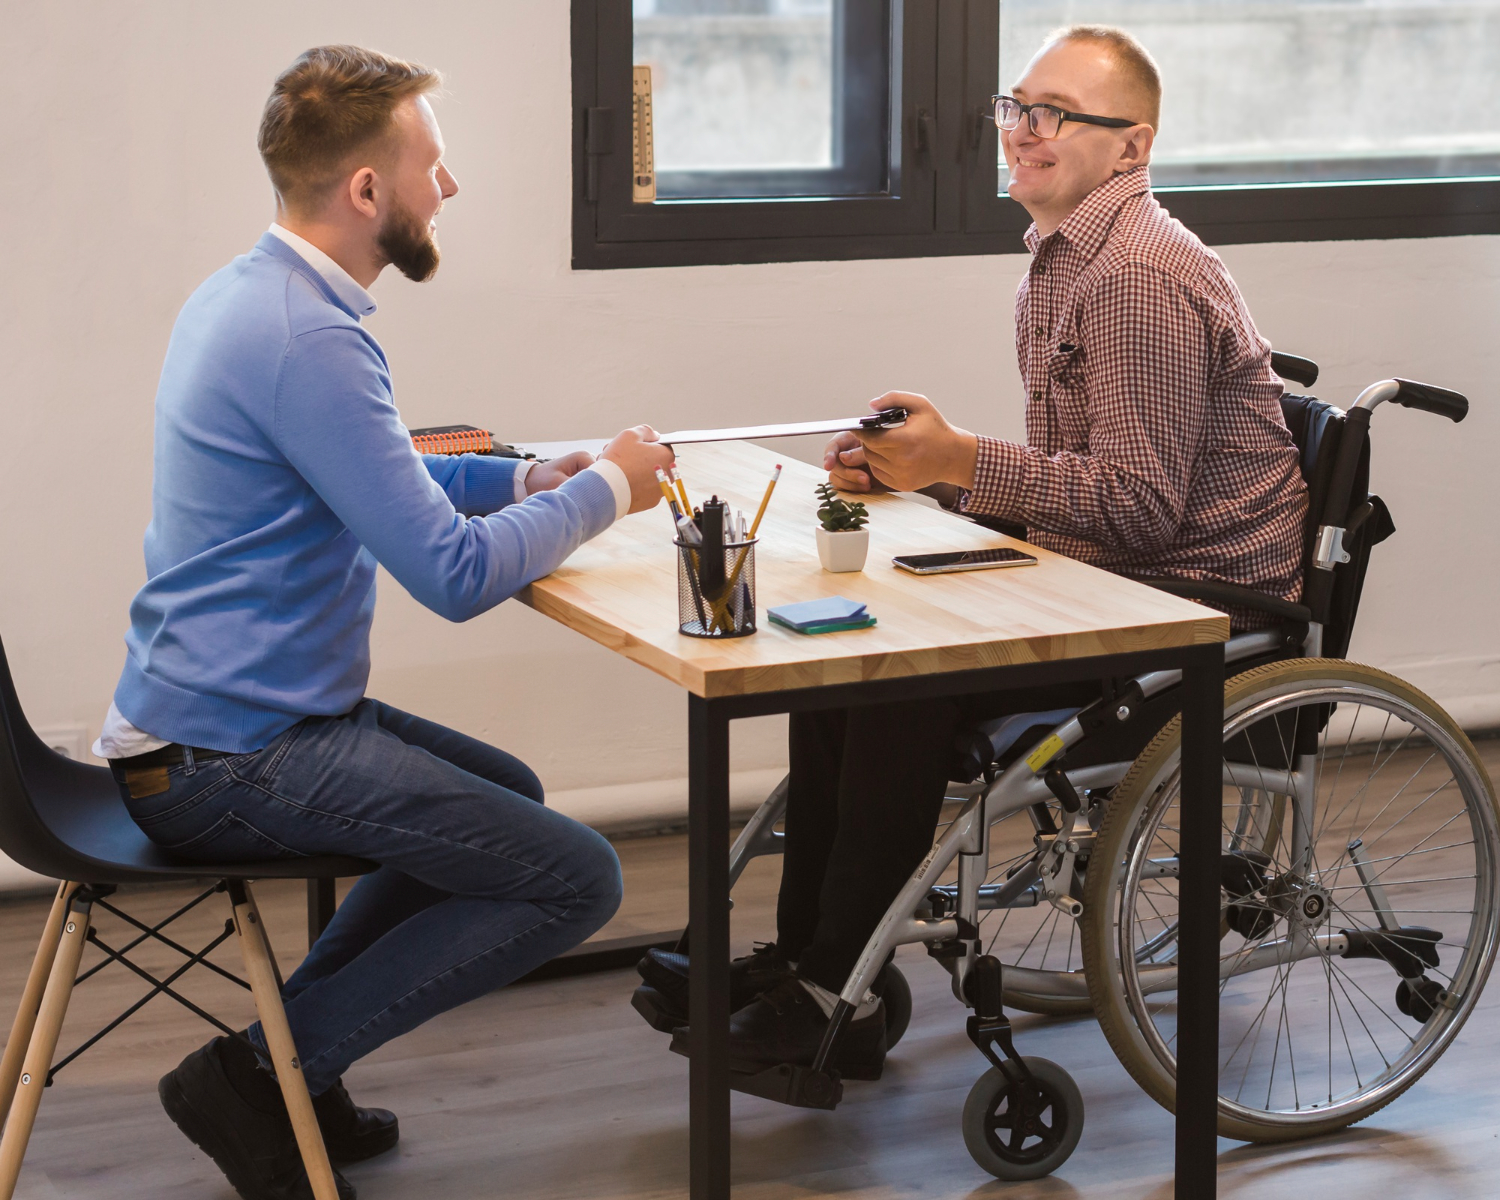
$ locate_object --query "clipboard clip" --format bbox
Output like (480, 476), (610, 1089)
(859, 407), (908, 430)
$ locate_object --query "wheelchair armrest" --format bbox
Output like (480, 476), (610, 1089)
(1139, 578), (1312, 625)
(964, 513), (1028, 540)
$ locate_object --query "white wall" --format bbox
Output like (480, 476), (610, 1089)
(3, 3), (1497, 840)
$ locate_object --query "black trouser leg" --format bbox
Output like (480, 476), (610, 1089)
(777, 708), (848, 963)
(787, 697), (963, 993)
(779, 682), (1103, 994)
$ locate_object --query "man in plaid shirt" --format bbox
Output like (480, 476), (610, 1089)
(641, 25), (1308, 1074)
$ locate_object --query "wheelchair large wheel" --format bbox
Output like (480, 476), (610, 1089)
(1080, 659), (1500, 1142)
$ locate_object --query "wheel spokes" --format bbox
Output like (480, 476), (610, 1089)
(1114, 683), (1493, 1124)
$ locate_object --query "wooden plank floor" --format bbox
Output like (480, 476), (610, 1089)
(2, 737), (1497, 1199)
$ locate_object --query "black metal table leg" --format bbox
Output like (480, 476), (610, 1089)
(306, 878), (336, 950)
(688, 694), (732, 1200)
(1174, 641), (1225, 1198)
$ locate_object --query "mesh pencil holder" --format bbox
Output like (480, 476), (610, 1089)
(676, 537), (757, 638)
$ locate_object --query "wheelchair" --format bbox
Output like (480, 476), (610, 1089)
(634, 353), (1495, 1181)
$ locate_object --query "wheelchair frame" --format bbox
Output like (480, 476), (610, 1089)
(706, 365), (1482, 1173)
(726, 621), (1296, 1056)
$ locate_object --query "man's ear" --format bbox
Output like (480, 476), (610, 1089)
(1115, 124), (1155, 172)
(346, 167), (380, 221)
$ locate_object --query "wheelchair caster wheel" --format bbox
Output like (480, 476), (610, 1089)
(1396, 976), (1447, 1023)
(880, 964), (912, 1048)
(961, 1057), (1083, 1181)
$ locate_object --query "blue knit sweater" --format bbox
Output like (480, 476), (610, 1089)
(113, 233), (617, 752)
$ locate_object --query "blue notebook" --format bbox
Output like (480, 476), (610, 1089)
(767, 596), (868, 631)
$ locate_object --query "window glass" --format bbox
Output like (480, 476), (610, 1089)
(633, 0), (889, 199)
(998, 1), (1500, 189)
(634, 0), (835, 174)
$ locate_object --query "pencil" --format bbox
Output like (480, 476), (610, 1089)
(748, 464), (782, 537)
(654, 467), (679, 512)
(671, 465), (692, 516)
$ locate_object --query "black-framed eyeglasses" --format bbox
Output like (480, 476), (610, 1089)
(991, 95), (1137, 140)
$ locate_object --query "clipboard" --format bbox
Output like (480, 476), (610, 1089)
(657, 407), (907, 446)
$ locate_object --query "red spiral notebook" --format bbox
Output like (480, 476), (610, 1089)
(407, 425), (532, 459)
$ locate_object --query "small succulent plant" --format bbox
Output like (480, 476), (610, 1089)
(815, 483), (869, 533)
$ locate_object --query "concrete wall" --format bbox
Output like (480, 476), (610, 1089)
(2, 3), (1496, 883)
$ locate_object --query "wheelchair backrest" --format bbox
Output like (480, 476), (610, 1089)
(1278, 393), (1394, 659)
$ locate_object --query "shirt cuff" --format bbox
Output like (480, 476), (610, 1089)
(960, 436), (1029, 518)
(585, 458), (632, 523)
(512, 459), (536, 503)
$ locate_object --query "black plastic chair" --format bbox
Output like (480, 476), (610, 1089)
(0, 634), (375, 1200)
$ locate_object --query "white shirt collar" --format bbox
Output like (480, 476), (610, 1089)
(266, 224), (378, 318)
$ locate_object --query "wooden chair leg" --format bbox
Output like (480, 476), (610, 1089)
(0, 887), (92, 1200)
(243, 887), (285, 990)
(0, 883), (72, 1132)
(228, 881), (338, 1200)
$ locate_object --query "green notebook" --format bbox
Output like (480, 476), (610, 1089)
(768, 613), (878, 636)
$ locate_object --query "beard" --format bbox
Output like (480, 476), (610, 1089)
(377, 198), (441, 282)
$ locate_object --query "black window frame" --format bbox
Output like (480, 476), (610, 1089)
(572, 0), (1500, 270)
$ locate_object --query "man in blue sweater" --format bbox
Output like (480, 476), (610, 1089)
(96, 46), (673, 1200)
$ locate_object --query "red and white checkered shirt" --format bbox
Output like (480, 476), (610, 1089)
(962, 166), (1308, 630)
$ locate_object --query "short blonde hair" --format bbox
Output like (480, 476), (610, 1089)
(1046, 24), (1161, 130)
(258, 45), (441, 211)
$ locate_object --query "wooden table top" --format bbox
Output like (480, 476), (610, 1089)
(517, 442), (1228, 699)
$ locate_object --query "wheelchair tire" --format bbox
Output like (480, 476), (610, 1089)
(1080, 659), (1500, 1143)
(961, 1057), (1084, 1180)
(880, 963), (913, 1048)
(1003, 976), (1094, 1018)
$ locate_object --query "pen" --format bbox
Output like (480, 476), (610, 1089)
(657, 467), (702, 547)
(661, 468), (711, 630)
(708, 471), (777, 633)
(699, 497), (726, 596)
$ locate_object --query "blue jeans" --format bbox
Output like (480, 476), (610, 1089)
(113, 699), (622, 1095)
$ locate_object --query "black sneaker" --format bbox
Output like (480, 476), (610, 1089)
(159, 1038), (356, 1200)
(313, 1078), (399, 1164)
(635, 942), (789, 1028)
(670, 974), (888, 1081)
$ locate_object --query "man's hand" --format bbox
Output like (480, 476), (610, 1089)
(853, 391), (979, 494)
(524, 450), (595, 495)
(600, 425), (676, 514)
(822, 431), (891, 494)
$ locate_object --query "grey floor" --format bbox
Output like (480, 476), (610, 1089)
(4, 737), (1500, 1198)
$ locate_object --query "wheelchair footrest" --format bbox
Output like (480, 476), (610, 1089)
(726, 1061), (843, 1110)
(631, 984), (683, 1034)
(665, 1032), (845, 1109)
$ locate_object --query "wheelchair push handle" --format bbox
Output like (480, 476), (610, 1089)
(1352, 377), (1469, 422)
(1315, 373), (1470, 572)
(1390, 377), (1469, 423)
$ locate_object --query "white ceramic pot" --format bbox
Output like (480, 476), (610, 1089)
(815, 526), (870, 573)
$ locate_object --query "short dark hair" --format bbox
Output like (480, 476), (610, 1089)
(1046, 24), (1161, 130)
(258, 45), (441, 212)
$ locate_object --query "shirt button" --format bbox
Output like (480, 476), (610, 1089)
(1035, 265), (1047, 275)
(1033, 325), (1045, 336)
